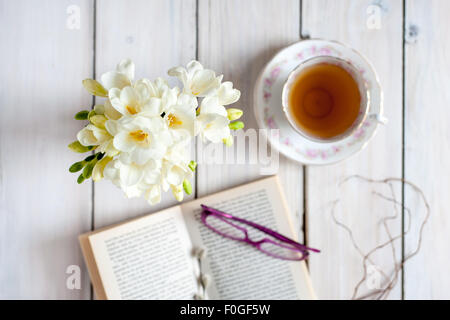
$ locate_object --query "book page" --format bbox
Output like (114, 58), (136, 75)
(181, 176), (316, 300)
(87, 206), (198, 300)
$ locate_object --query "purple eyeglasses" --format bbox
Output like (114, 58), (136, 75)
(200, 204), (319, 261)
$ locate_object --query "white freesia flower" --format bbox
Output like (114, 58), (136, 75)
(100, 59), (135, 91)
(168, 61), (222, 97)
(71, 59), (244, 205)
(196, 97), (231, 143)
(105, 115), (172, 165)
(135, 78), (179, 113)
(163, 93), (197, 138)
(108, 77), (179, 117)
(108, 85), (159, 117)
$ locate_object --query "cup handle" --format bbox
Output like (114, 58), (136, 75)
(368, 113), (388, 125)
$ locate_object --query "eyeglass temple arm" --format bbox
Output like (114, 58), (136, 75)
(201, 204), (320, 253)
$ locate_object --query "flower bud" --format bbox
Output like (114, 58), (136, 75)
(68, 141), (95, 153)
(188, 160), (197, 172)
(90, 115), (107, 129)
(69, 161), (85, 173)
(201, 274), (211, 288)
(171, 185), (184, 201)
(92, 156), (112, 182)
(93, 104), (105, 115)
(88, 110), (96, 120)
(226, 108), (243, 121)
(83, 159), (97, 179)
(229, 121), (244, 130)
(77, 174), (85, 184)
(84, 154), (97, 162)
(82, 79), (108, 97)
(192, 247), (207, 259)
(183, 179), (192, 195)
(222, 135), (233, 147)
(74, 110), (89, 120)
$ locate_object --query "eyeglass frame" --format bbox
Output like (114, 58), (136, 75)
(200, 204), (319, 261)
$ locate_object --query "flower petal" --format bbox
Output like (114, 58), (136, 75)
(120, 86), (139, 109)
(186, 60), (204, 74)
(168, 66), (188, 86)
(145, 185), (161, 205)
(217, 81), (241, 105)
(130, 147), (154, 165)
(104, 99), (122, 120)
(101, 71), (131, 90)
(119, 164), (144, 187)
(116, 59), (135, 81)
(190, 70), (221, 96)
(108, 88), (127, 115)
(105, 119), (119, 136)
(200, 96), (227, 116)
(113, 131), (135, 152)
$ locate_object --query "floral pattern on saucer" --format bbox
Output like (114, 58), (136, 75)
(254, 39), (383, 165)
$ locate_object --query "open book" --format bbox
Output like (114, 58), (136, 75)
(79, 176), (316, 299)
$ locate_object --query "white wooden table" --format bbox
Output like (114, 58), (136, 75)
(1, 0), (448, 299)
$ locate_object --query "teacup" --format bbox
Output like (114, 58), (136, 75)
(282, 56), (386, 143)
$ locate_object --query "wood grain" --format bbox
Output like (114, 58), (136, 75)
(303, 0), (403, 299)
(94, 0), (197, 228)
(404, 0), (450, 299)
(2, 0), (449, 300)
(0, 0), (93, 299)
(197, 0), (304, 240)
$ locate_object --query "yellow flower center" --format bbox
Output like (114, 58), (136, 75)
(126, 105), (137, 115)
(167, 114), (183, 127)
(129, 130), (148, 142)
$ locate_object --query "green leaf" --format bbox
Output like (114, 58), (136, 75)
(68, 141), (95, 153)
(96, 152), (105, 160)
(69, 161), (85, 173)
(229, 121), (244, 130)
(183, 179), (192, 195)
(83, 159), (97, 179)
(74, 110), (90, 120)
(188, 160), (197, 172)
(82, 79), (108, 97)
(77, 174), (85, 184)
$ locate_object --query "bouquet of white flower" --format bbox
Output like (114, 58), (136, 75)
(68, 60), (244, 205)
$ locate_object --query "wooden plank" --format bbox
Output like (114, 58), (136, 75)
(0, 0), (93, 298)
(94, 0), (197, 228)
(196, 0), (304, 239)
(404, 0), (450, 299)
(303, 0), (403, 299)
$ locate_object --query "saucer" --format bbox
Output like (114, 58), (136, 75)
(253, 39), (384, 165)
